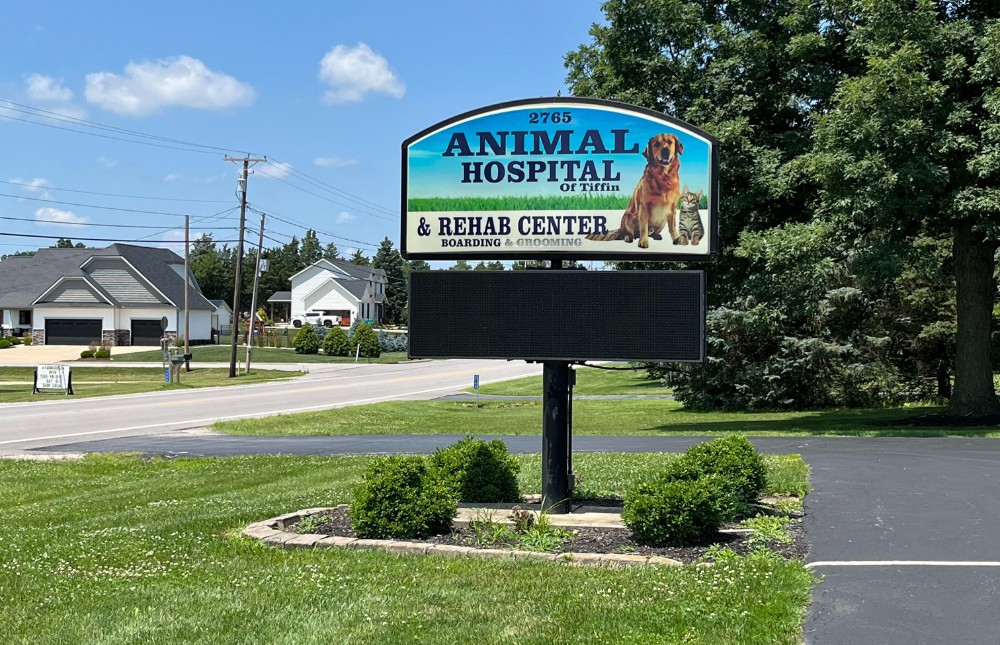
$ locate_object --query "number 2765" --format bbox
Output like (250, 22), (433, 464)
(528, 111), (572, 124)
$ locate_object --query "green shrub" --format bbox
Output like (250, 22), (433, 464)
(351, 322), (381, 358)
(677, 435), (767, 505)
(0, 339), (10, 349)
(322, 326), (351, 356)
(80, 349), (94, 358)
(22, 334), (31, 346)
(622, 474), (731, 546)
(292, 323), (320, 354)
(94, 347), (111, 359)
(6, 336), (21, 346)
(428, 436), (521, 503)
(349, 456), (457, 539)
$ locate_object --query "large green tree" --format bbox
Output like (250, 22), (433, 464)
(300, 229), (322, 266)
(808, 0), (1000, 416)
(568, 0), (999, 417)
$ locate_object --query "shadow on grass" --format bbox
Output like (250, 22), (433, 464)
(639, 405), (1000, 437)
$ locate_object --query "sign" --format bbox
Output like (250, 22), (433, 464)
(402, 97), (718, 262)
(473, 374), (479, 390)
(33, 364), (73, 395)
(409, 270), (706, 362)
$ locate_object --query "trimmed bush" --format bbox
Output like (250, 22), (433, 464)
(0, 339), (11, 350)
(80, 349), (94, 358)
(292, 323), (320, 354)
(676, 435), (767, 505)
(6, 336), (21, 346)
(22, 334), (31, 346)
(322, 326), (351, 356)
(94, 347), (111, 359)
(429, 437), (521, 503)
(622, 474), (732, 546)
(349, 456), (457, 539)
(377, 330), (408, 353)
(351, 322), (381, 358)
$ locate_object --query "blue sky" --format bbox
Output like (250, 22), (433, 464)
(0, 1), (606, 258)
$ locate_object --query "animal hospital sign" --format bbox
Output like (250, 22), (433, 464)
(401, 97), (718, 261)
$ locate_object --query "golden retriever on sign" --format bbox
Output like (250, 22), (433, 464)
(586, 133), (683, 248)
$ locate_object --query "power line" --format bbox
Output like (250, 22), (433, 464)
(0, 178), (232, 204)
(249, 205), (381, 250)
(265, 157), (398, 217)
(254, 166), (397, 223)
(0, 99), (258, 157)
(0, 231), (239, 243)
(0, 191), (223, 217)
(0, 213), (237, 230)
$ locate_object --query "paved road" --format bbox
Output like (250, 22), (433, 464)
(0, 359), (542, 451)
(28, 434), (1000, 644)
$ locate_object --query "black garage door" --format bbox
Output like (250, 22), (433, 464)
(45, 319), (102, 345)
(131, 320), (164, 346)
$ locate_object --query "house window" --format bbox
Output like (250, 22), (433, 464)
(18, 310), (31, 326)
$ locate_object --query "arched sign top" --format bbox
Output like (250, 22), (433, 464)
(401, 97), (719, 262)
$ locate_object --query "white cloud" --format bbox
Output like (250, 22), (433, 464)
(22, 74), (87, 119)
(9, 177), (49, 193)
(163, 172), (226, 184)
(258, 161), (293, 180)
(98, 156), (119, 169)
(314, 156), (357, 167)
(35, 207), (88, 226)
(319, 43), (405, 104)
(25, 74), (72, 103)
(85, 55), (256, 116)
(335, 211), (356, 224)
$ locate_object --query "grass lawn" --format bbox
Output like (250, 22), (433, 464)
(474, 365), (670, 396)
(215, 397), (985, 437)
(118, 345), (411, 364)
(0, 453), (812, 644)
(0, 367), (298, 403)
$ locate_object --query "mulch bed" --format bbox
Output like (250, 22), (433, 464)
(289, 505), (808, 565)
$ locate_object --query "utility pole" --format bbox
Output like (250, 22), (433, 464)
(184, 214), (190, 372)
(224, 155), (266, 378)
(246, 210), (266, 374)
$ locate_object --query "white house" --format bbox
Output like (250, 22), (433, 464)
(288, 259), (387, 325)
(0, 244), (215, 345)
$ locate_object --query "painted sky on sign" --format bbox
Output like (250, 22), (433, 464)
(407, 106), (712, 201)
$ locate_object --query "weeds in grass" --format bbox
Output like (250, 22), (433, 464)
(294, 514), (325, 534)
(469, 509), (514, 547)
(771, 498), (804, 517)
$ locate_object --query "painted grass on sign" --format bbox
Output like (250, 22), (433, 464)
(408, 194), (630, 212)
(0, 454), (812, 645)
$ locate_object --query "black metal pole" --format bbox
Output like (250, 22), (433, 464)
(542, 360), (571, 514)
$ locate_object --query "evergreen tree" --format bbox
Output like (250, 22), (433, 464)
(350, 249), (370, 266)
(322, 242), (341, 261)
(300, 229), (322, 266)
(371, 237), (407, 324)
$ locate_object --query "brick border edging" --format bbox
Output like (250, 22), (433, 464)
(241, 506), (683, 568)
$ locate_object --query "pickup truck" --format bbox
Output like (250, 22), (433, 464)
(291, 311), (341, 328)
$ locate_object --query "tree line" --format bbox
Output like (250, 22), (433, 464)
(566, 0), (1000, 418)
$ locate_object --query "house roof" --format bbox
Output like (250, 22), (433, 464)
(289, 258), (386, 283)
(339, 280), (368, 300)
(0, 244), (215, 311)
(266, 290), (291, 303)
(209, 299), (232, 311)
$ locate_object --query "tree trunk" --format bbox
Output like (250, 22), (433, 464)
(948, 223), (999, 417)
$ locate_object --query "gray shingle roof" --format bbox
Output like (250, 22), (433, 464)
(0, 244), (215, 311)
(266, 290), (291, 303)
(340, 280), (367, 299)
